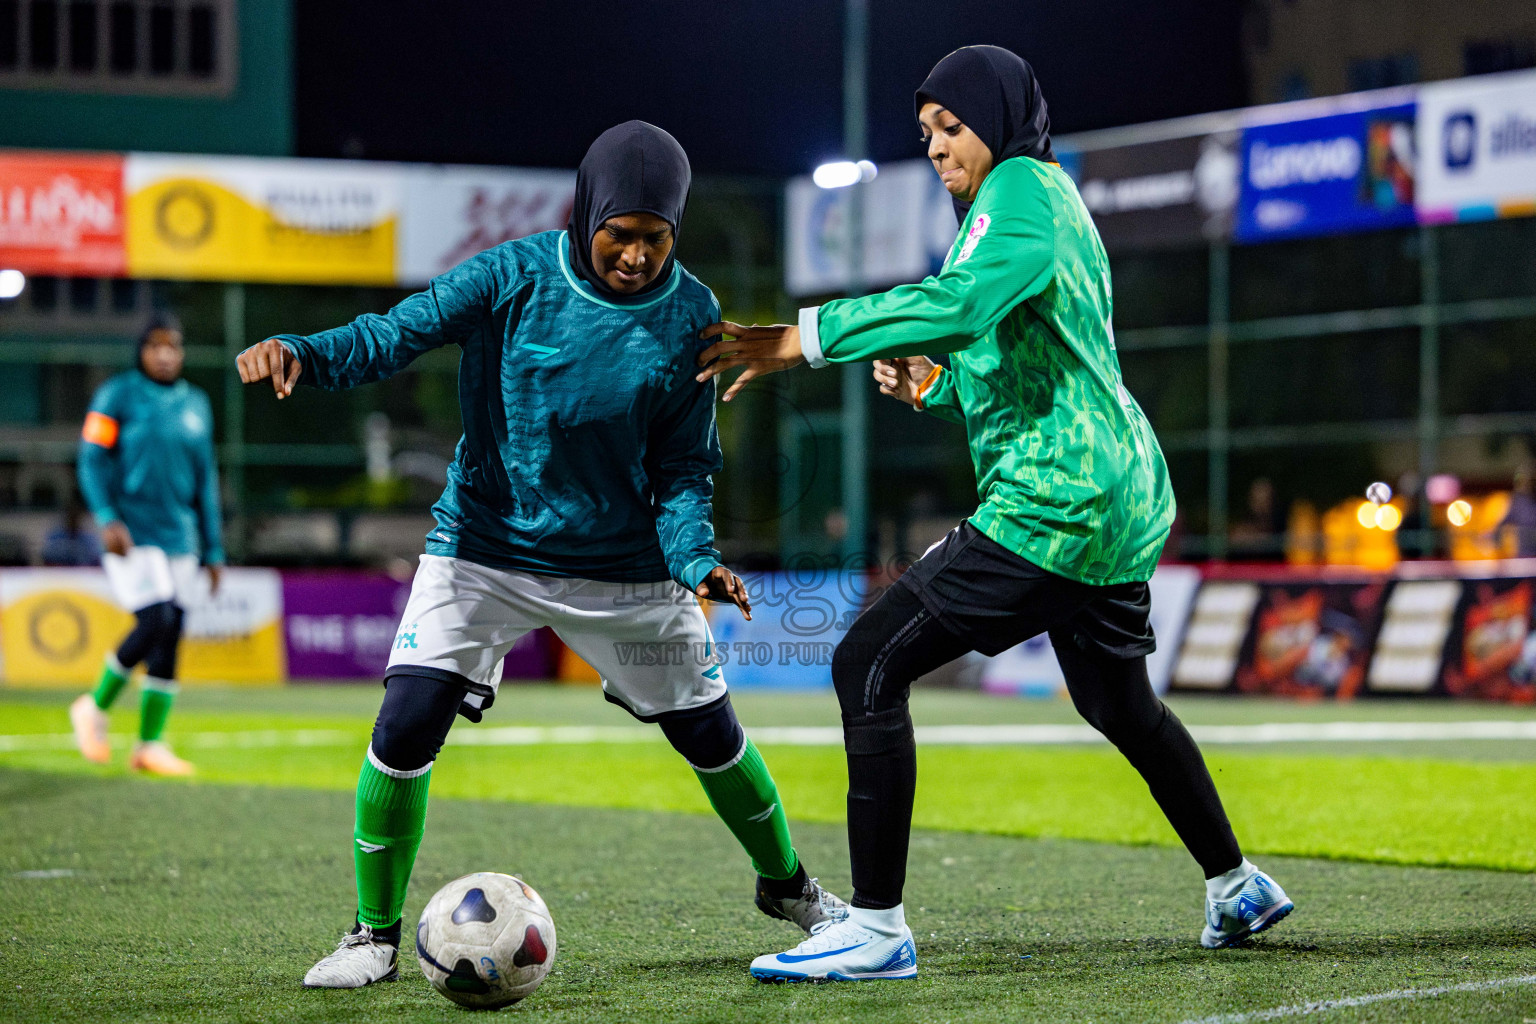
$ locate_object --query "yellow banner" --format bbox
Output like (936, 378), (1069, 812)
(0, 568), (284, 686)
(124, 155), (398, 285)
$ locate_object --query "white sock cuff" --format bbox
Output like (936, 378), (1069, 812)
(366, 744), (433, 779)
(105, 652), (126, 676)
(848, 903), (906, 936)
(690, 738), (749, 774)
(1206, 858), (1257, 901)
(140, 676), (178, 694)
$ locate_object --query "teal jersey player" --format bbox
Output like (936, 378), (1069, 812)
(276, 226), (722, 592)
(78, 367), (224, 564)
(240, 122), (848, 991)
(70, 315), (224, 778)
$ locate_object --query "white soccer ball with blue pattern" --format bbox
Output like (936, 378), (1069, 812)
(416, 871), (557, 1008)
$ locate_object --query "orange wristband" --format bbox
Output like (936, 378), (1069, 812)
(913, 364), (944, 412)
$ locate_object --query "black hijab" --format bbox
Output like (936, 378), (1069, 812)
(915, 45), (1054, 222)
(138, 311), (183, 384)
(566, 120), (691, 301)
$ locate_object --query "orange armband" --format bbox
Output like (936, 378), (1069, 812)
(81, 411), (119, 448)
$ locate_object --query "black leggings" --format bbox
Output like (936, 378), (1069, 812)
(116, 600), (184, 680)
(833, 582), (1242, 909)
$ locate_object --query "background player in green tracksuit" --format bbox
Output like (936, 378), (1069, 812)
(698, 46), (1294, 981)
(70, 314), (224, 777)
(237, 121), (847, 990)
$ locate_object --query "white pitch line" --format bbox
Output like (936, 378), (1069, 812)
(1178, 973), (1536, 1024)
(3, 720), (1536, 755)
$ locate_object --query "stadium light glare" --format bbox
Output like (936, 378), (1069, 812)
(1375, 504), (1402, 531)
(1426, 473), (1460, 504)
(1447, 499), (1473, 527)
(0, 269), (24, 300)
(1356, 502), (1378, 530)
(813, 159), (878, 189)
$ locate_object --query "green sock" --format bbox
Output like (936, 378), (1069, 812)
(93, 655), (130, 711)
(693, 738), (799, 880)
(354, 750), (432, 928)
(138, 677), (177, 742)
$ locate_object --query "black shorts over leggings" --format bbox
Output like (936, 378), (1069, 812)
(835, 520), (1155, 720)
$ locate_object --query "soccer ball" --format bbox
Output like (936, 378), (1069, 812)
(415, 872), (557, 1009)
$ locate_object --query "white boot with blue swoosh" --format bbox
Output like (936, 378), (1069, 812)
(750, 905), (917, 982)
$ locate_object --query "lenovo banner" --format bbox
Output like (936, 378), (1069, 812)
(1236, 103), (1417, 242)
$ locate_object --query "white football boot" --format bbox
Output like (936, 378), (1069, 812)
(751, 905), (917, 982)
(755, 873), (850, 934)
(303, 924), (399, 988)
(69, 694), (111, 764)
(1201, 859), (1295, 949)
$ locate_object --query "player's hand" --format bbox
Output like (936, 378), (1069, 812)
(206, 564), (223, 597)
(696, 322), (805, 402)
(101, 520), (132, 556)
(873, 356), (937, 409)
(695, 565), (752, 621)
(236, 339), (303, 399)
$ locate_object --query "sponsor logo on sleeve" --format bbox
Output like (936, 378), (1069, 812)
(955, 213), (990, 264)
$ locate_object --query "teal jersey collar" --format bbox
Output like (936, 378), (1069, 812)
(558, 231), (682, 311)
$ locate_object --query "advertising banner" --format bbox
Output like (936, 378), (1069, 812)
(981, 564), (1202, 697)
(124, 154), (401, 285)
(178, 567), (286, 683)
(0, 151), (126, 276)
(1236, 104), (1417, 242)
(1417, 69), (1536, 223)
(1439, 576), (1536, 703)
(1366, 579), (1462, 693)
(0, 567), (283, 685)
(1230, 579), (1389, 698)
(784, 159), (956, 297)
(1065, 132), (1240, 251)
(705, 570), (863, 688)
(398, 166), (574, 285)
(282, 571), (553, 681)
(283, 572), (410, 680)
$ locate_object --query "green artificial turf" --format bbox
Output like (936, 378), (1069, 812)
(2, 770), (1534, 1024)
(3, 687), (1535, 872)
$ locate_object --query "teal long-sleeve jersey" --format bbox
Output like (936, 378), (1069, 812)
(77, 370), (225, 564)
(276, 230), (724, 591)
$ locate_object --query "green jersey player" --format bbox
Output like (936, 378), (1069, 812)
(697, 47), (1294, 981)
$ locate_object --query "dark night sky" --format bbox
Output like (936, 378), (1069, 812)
(295, 1), (1246, 175)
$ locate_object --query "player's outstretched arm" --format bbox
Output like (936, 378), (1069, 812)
(236, 338), (303, 398)
(243, 251), (503, 395)
(694, 321), (806, 402)
(647, 357), (740, 614)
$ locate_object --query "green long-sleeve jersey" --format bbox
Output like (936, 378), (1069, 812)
(799, 156), (1174, 585)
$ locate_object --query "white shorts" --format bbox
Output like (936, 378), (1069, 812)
(102, 546), (201, 612)
(385, 554), (726, 721)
